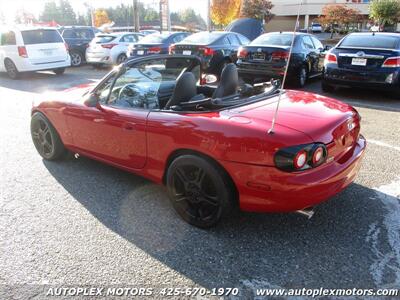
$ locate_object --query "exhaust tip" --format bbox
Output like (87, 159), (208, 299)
(295, 207), (315, 219)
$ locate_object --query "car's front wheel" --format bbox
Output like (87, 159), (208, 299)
(166, 155), (234, 228)
(31, 112), (67, 160)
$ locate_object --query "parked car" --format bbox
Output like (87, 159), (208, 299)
(0, 26), (70, 79)
(127, 31), (190, 57)
(86, 32), (143, 66)
(170, 31), (250, 76)
(322, 32), (400, 97)
(236, 32), (326, 87)
(311, 23), (323, 33)
(140, 29), (159, 36)
(30, 54), (366, 228)
(59, 26), (100, 67)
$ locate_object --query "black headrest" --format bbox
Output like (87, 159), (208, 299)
(212, 63), (239, 99)
(165, 72), (197, 109)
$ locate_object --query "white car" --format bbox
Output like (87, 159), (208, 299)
(311, 23), (323, 33)
(0, 26), (71, 79)
(86, 32), (143, 66)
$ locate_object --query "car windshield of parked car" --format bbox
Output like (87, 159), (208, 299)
(21, 29), (63, 45)
(181, 32), (224, 45)
(93, 35), (116, 44)
(97, 57), (200, 110)
(250, 33), (293, 46)
(139, 33), (170, 43)
(339, 34), (399, 49)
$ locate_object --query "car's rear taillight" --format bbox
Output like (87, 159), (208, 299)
(237, 47), (248, 58)
(148, 46), (161, 54)
(18, 46), (28, 58)
(271, 51), (289, 60)
(101, 43), (117, 49)
(274, 143), (327, 172)
(64, 42), (69, 52)
(169, 44), (176, 54)
(324, 53), (337, 65)
(382, 56), (400, 68)
(199, 46), (215, 56)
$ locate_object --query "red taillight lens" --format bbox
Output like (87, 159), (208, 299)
(382, 56), (400, 68)
(64, 42), (69, 52)
(312, 146), (325, 166)
(101, 43), (117, 49)
(294, 150), (307, 170)
(200, 46), (215, 56)
(169, 44), (176, 54)
(237, 47), (248, 58)
(324, 53), (337, 65)
(271, 51), (289, 60)
(148, 46), (161, 54)
(18, 46), (28, 58)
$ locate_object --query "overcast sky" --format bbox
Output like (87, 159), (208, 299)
(0, 0), (208, 24)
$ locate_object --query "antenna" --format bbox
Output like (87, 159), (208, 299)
(268, 0), (304, 134)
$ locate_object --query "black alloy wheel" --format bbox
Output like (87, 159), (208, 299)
(31, 113), (66, 160)
(70, 51), (83, 67)
(166, 155), (233, 228)
(117, 53), (127, 64)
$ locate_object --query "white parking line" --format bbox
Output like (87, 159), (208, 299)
(368, 139), (400, 152)
(367, 178), (400, 288)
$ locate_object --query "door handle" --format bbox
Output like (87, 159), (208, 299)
(123, 122), (136, 130)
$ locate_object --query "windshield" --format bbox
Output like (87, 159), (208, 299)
(93, 35), (116, 44)
(339, 34), (399, 49)
(139, 33), (171, 44)
(251, 33), (293, 46)
(181, 32), (224, 45)
(21, 29), (63, 45)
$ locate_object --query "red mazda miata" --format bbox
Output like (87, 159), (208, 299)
(31, 55), (366, 228)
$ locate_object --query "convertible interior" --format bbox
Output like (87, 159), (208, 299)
(94, 56), (280, 112)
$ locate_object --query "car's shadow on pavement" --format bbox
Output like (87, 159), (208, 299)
(43, 156), (399, 296)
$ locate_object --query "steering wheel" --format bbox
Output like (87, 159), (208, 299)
(117, 83), (141, 107)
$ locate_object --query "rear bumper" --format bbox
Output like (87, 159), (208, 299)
(16, 57), (70, 72)
(323, 65), (400, 91)
(86, 52), (114, 65)
(220, 135), (366, 213)
(237, 61), (295, 79)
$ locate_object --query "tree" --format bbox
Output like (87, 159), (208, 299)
(317, 4), (361, 38)
(58, 0), (76, 25)
(240, 0), (274, 23)
(15, 9), (36, 24)
(211, 0), (241, 26)
(94, 9), (110, 27)
(369, 0), (400, 31)
(0, 11), (6, 25)
(39, 1), (60, 23)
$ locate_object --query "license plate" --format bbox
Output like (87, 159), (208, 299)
(137, 50), (144, 55)
(351, 58), (367, 66)
(42, 50), (53, 56)
(183, 50), (191, 55)
(253, 53), (265, 60)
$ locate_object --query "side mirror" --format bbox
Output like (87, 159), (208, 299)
(83, 93), (99, 107)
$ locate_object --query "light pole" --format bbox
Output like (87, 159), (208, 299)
(207, 0), (211, 31)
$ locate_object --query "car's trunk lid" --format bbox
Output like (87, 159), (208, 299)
(225, 90), (360, 160)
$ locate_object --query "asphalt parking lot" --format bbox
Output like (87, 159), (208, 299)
(1, 66), (399, 299)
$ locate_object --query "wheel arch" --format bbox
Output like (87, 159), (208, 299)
(162, 148), (239, 205)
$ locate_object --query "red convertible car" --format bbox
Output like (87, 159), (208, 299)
(31, 55), (366, 228)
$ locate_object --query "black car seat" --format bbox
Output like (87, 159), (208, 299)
(212, 63), (239, 99)
(165, 72), (197, 109)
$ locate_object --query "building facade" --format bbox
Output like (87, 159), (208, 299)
(267, 0), (370, 32)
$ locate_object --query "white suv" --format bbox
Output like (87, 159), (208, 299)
(0, 26), (71, 79)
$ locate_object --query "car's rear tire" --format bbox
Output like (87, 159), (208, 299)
(321, 81), (335, 93)
(53, 68), (65, 75)
(293, 65), (308, 88)
(4, 58), (20, 79)
(166, 154), (234, 228)
(116, 53), (127, 64)
(31, 112), (67, 161)
(70, 51), (83, 67)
